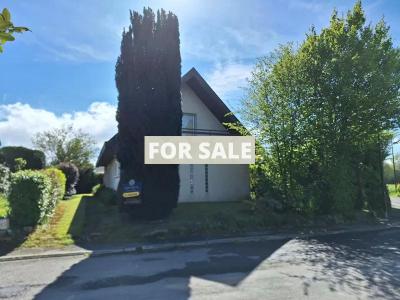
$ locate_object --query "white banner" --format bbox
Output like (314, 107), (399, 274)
(145, 136), (255, 164)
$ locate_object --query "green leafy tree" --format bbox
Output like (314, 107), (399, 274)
(0, 8), (29, 53)
(116, 8), (181, 219)
(243, 1), (400, 217)
(32, 126), (96, 169)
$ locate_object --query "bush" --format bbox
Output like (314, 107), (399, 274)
(9, 170), (53, 227)
(0, 146), (45, 171)
(92, 184), (102, 194)
(76, 167), (101, 194)
(0, 164), (10, 195)
(42, 167), (66, 208)
(94, 185), (117, 206)
(14, 157), (27, 171)
(0, 194), (9, 218)
(58, 162), (79, 196)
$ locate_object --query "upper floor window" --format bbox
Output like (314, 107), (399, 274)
(182, 113), (196, 130)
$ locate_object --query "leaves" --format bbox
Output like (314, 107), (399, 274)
(0, 7), (29, 53)
(1, 8), (10, 22)
(243, 1), (400, 216)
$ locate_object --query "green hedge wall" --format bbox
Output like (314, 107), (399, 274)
(42, 168), (67, 213)
(9, 170), (53, 227)
(0, 164), (10, 195)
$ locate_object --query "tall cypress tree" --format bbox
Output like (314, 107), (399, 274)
(116, 8), (181, 219)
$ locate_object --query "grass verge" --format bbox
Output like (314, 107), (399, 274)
(80, 192), (380, 244)
(22, 194), (89, 248)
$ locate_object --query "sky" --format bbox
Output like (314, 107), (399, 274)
(1, 0), (400, 152)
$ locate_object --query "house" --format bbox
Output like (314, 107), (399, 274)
(96, 67), (250, 203)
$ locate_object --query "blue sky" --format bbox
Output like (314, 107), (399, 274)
(1, 0), (400, 149)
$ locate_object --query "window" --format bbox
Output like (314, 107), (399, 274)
(182, 113), (196, 130)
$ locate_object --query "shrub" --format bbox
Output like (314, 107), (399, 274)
(0, 194), (9, 218)
(42, 167), (66, 207)
(76, 167), (101, 194)
(58, 162), (79, 196)
(0, 146), (45, 171)
(92, 183), (102, 194)
(0, 164), (10, 195)
(14, 157), (27, 171)
(9, 170), (53, 227)
(94, 185), (117, 206)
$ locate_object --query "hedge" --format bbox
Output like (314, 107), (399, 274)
(0, 163), (10, 195)
(9, 170), (53, 227)
(42, 168), (67, 212)
(0, 146), (45, 171)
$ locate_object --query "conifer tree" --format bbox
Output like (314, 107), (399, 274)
(116, 8), (181, 219)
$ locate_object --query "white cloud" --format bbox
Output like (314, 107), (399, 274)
(0, 102), (117, 150)
(206, 62), (253, 103)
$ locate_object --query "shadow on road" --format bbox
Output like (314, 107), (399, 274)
(33, 239), (288, 299)
(283, 228), (400, 300)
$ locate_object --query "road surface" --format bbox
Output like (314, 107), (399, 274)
(1, 228), (399, 300)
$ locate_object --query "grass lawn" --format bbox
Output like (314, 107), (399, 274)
(18, 190), (391, 248)
(0, 194), (9, 218)
(22, 194), (89, 248)
(80, 194), (318, 244)
(387, 184), (400, 197)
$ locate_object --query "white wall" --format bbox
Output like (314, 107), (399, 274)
(178, 83), (250, 202)
(103, 158), (120, 191)
(103, 82), (250, 202)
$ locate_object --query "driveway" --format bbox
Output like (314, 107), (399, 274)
(1, 228), (399, 300)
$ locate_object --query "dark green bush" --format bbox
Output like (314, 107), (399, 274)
(0, 164), (10, 195)
(9, 170), (53, 227)
(94, 185), (117, 206)
(76, 167), (101, 194)
(58, 162), (79, 196)
(42, 168), (66, 212)
(0, 146), (45, 171)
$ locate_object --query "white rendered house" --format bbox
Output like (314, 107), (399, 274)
(96, 68), (250, 203)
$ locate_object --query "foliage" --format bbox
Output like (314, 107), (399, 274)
(0, 194), (9, 218)
(0, 163), (10, 195)
(116, 8), (182, 219)
(57, 162), (79, 196)
(22, 194), (87, 248)
(76, 167), (100, 194)
(32, 126), (96, 169)
(0, 8), (29, 53)
(14, 157), (27, 172)
(242, 2), (399, 216)
(384, 152), (400, 184)
(42, 167), (66, 204)
(0, 146), (45, 171)
(93, 184), (117, 206)
(8, 170), (53, 227)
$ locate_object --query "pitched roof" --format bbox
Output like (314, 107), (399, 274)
(96, 67), (242, 167)
(182, 67), (241, 127)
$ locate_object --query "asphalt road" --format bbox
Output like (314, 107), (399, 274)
(1, 228), (400, 300)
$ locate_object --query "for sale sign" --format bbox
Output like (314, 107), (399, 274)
(145, 136), (255, 164)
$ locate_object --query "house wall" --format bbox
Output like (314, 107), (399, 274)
(102, 82), (250, 202)
(178, 83), (250, 202)
(103, 158), (120, 191)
